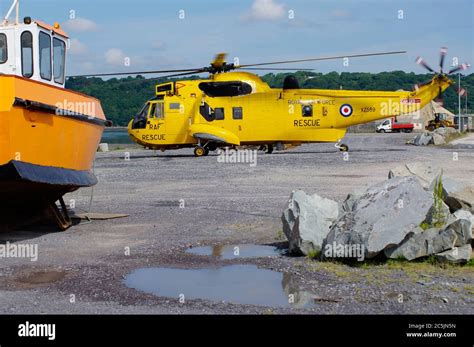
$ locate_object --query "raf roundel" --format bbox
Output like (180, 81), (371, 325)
(339, 104), (353, 117)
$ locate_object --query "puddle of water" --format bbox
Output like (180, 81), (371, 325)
(124, 264), (316, 308)
(186, 244), (283, 259)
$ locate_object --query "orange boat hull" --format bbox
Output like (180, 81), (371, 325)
(0, 75), (107, 227)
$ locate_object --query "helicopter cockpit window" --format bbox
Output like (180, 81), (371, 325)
(0, 34), (7, 64)
(149, 103), (156, 118)
(131, 103), (150, 129)
(302, 105), (313, 117)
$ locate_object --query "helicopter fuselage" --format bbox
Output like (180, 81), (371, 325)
(127, 71), (452, 152)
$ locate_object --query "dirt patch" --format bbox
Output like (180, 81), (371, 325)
(12, 270), (67, 289)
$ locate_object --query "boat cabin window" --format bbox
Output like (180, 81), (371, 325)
(21, 31), (33, 78)
(39, 31), (52, 81)
(53, 38), (66, 84)
(0, 34), (7, 64)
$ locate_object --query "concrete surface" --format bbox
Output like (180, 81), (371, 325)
(0, 133), (473, 314)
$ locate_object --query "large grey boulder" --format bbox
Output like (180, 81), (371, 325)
(409, 133), (433, 146)
(446, 209), (474, 238)
(282, 190), (339, 256)
(324, 176), (434, 259)
(435, 244), (472, 264)
(433, 127), (457, 137)
(443, 219), (472, 246)
(432, 133), (446, 145)
(432, 176), (474, 213)
(385, 219), (471, 260)
(388, 162), (441, 188)
(340, 193), (361, 213)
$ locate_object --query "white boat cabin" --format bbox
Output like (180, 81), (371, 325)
(0, 1), (68, 88)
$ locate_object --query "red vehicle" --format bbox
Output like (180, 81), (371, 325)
(376, 117), (414, 133)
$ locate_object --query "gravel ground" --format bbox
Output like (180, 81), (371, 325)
(0, 133), (473, 314)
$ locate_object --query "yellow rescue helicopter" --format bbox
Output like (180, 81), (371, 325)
(72, 49), (469, 156)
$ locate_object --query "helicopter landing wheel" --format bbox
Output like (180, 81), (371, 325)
(194, 146), (206, 157)
(339, 144), (349, 152)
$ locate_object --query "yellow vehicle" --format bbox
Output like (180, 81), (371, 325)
(75, 49), (469, 156)
(426, 114), (455, 131)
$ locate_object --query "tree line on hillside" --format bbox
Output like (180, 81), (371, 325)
(66, 71), (473, 126)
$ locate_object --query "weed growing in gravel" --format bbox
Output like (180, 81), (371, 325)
(306, 249), (320, 259)
(275, 229), (285, 241)
(432, 173), (446, 228)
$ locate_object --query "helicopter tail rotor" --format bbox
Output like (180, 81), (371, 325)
(415, 47), (470, 105)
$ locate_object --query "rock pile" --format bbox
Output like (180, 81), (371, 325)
(408, 127), (458, 146)
(282, 163), (473, 264)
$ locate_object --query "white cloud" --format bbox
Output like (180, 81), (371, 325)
(105, 48), (126, 66)
(64, 17), (99, 32)
(68, 39), (88, 56)
(245, 0), (286, 21)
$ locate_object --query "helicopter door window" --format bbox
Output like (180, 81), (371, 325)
(39, 31), (52, 81)
(233, 107), (243, 120)
(169, 103), (180, 110)
(200, 102), (215, 122)
(302, 105), (313, 117)
(215, 108), (225, 120)
(21, 31), (33, 78)
(0, 34), (7, 64)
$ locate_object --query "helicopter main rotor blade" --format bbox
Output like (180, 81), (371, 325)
(415, 56), (436, 73)
(242, 68), (314, 71)
(236, 51), (407, 68)
(67, 68), (204, 78)
(448, 63), (470, 74)
(439, 47), (447, 73)
(149, 70), (207, 79)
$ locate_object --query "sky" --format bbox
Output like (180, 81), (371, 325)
(2, 0), (472, 77)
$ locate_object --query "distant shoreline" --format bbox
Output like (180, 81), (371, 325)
(104, 127), (128, 131)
